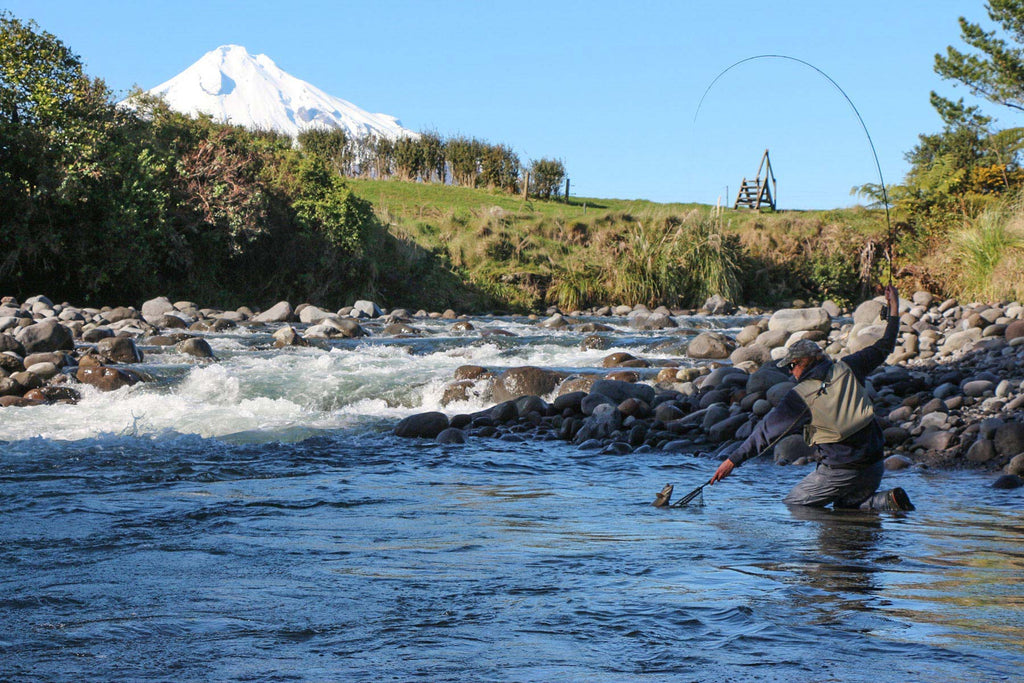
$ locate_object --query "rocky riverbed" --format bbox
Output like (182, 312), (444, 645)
(2, 292), (1023, 489)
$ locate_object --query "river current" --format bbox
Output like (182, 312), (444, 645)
(1, 315), (1021, 681)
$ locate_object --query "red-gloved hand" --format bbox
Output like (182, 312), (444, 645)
(709, 458), (734, 485)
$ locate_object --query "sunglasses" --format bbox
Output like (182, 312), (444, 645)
(786, 361), (798, 372)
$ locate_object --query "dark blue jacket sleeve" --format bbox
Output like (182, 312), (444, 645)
(728, 390), (811, 466)
(843, 313), (900, 383)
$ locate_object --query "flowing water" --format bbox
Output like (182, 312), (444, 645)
(1, 315), (1021, 681)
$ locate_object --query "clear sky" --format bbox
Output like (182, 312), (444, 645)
(4, 0), (1000, 209)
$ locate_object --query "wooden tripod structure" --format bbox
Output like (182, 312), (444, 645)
(734, 149), (776, 210)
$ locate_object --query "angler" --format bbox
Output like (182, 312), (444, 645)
(709, 285), (913, 511)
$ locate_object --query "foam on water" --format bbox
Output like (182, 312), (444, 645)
(0, 315), (752, 444)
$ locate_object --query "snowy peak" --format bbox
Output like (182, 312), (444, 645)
(144, 45), (416, 140)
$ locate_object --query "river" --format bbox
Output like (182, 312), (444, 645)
(1, 314), (1021, 681)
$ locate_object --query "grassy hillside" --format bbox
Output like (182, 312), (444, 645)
(349, 178), (894, 311)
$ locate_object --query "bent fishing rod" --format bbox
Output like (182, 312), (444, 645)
(694, 54), (895, 285)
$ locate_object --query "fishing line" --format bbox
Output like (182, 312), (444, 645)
(694, 54), (894, 285)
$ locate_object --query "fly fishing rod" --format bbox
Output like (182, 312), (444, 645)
(694, 54), (895, 285)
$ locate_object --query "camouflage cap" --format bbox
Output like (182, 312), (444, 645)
(775, 339), (825, 367)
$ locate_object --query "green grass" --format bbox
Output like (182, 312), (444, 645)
(345, 178), (895, 310)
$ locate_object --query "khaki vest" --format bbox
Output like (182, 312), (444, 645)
(792, 361), (875, 446)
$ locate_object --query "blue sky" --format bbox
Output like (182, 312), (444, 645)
(5, 1), (1001, 208)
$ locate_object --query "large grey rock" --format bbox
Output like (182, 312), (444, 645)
(942, 328), (982, 352)
(708, 414), (748, 442)
(853, 300), (885, 325)
(97, 336), (143, 364)
(773, 433), (813, 464)
(687, 332), (737, 359)
(352, 300), (383, 318)
(768, 308), (831, 334)
(1006, 454), (1024, 477)
(755, 329), (790, 349)
(15, 320), (74, 354)
(994, 422), (1024, 456)
(298, 306), (336, 324)
(730, 344), (771, 366)
(141, 296), (176, 324)
(589, 379), (655, 405)
(746, 365), (790, 394)
(176, 338), (215, 359)
(272, 326), (308, 347)
(766, 381), (796, 406)
(253, 301), (294, 323)
(914, 430), (955, 451)
(394, 412), (449, 438)
(629, 312), (677, 330)
(966, 439), (996, 464)
(75, 365), (144, 392)
(493, 366), (565, 402)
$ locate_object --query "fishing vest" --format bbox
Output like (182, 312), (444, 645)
(792, 361), (875, 446)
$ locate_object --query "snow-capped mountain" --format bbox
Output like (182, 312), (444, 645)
(140, 45), (416, 140)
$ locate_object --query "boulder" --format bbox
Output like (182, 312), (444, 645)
(75, 366), (143, 392)
(176, 338), (215, 359)
(299, 306), (336, 324)
(773, 433), (813, 464)
(913, 430), (955, 451)
(141, 296), (176, 324)
(994, 422), (1024, 456)
(884, 454), (914, 471)
(394, 412), (449, 438)
(322, 318), (367, 338)
(0, 333), (25, 355)
(746, 365), (789, 394)
(252, 301), (294, 323)
(703, 295), (733, 315)
(992, 474), (1023, 489)
(492, 366), (565, 402)
(352, 300), (383, 318)
(272, 326), (309, 347)
(26, 361), (59, 380)
(766, 381), (796, 406)
(589, 379), (656, 405)
(15, 320), (74, 354)
(1004, 319), (1024, 341)
(436, 428), (467, 444)
(552, 391), (586, 413)
(853, 300), (885, 325)
(687, 332), (737, 359)
(97, 336), (144, 364)
(730, 344), (771, 366)
(942, 328), (982, 352)
(539, 313), (569, 329)
(966, 439), (996, 464)
(768, 307), (831, 334)
(962, 379), (995, 397)
(101, 306), (138, 324)
(1006, 453), (1024, 477)
(629, 312), (677, 330)
(708, 414), (748, 442)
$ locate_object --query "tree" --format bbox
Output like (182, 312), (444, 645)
(529, 158), (565, 200)
(935, 0), (1024, 114)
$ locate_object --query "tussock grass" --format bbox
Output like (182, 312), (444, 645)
(951, 196), (1024, 301)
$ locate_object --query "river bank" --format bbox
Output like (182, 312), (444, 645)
(2, 292), (1023, 490)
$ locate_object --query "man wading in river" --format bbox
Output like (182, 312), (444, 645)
(709, 285), (914, 511)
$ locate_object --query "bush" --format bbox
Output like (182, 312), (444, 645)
(529, 158), (565, 200)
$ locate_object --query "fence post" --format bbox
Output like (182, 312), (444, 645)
(523, 171), (530, 199)
(565, 177), (570, 202)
